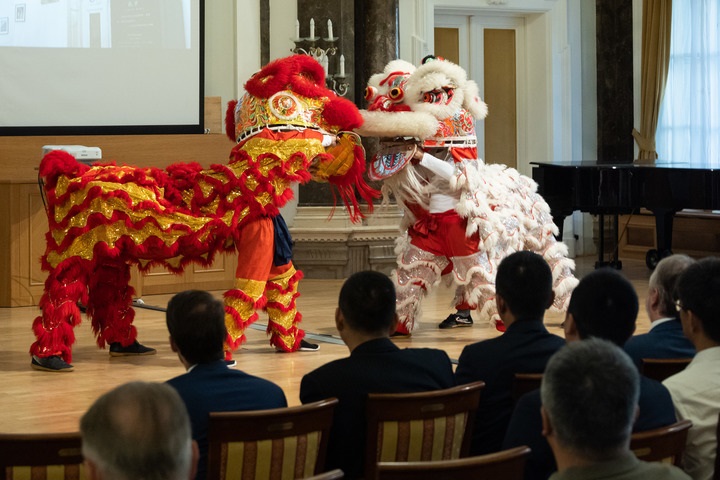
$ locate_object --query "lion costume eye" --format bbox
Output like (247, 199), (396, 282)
(422, 87), (454, 105)
(423, 91), (438, 103)
(364, 86), (377, 102)
(388, 87), (404, 101)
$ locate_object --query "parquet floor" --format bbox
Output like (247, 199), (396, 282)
(0, 255), (652, 433)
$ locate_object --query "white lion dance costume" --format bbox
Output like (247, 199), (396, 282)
(357, 56), (578, 334)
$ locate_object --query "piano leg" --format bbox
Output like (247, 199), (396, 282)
(596, 214), (622, 270)
(646, 209), (677, 269)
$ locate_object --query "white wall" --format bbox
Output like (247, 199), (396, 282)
(205, 2), (237, 111)
(204, 1), (297, 108)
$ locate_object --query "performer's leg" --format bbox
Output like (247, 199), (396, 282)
(393, 237), (450, 334)
(439, 288), (476, 328)
(449, 255), (503, 331)
(30, 257), (91, 370)
(224, 218), (273, 357)
(264, 263), (304, 352)
(441, 213), (505, 331)
(86, 257), (155, 355)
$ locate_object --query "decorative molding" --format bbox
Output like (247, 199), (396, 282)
(290, 205), (403, 278)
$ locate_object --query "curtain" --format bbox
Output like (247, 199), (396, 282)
(656, 0), (720, 166)
(632, 0), (672, 163)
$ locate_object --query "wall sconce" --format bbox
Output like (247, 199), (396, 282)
(291, 18), (350, 97)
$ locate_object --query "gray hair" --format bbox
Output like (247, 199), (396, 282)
(541, 338), (639, 461)
(649, 254), (696, 317)
(80, 382), (193, 480)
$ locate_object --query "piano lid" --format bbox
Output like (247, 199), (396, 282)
(531, 160), (719, 170)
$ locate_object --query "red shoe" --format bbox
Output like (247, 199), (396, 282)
(391, 324), (411, 338)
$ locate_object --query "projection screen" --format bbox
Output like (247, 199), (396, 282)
(0, 0), (204, 135)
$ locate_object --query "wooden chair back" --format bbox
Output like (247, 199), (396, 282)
(364, 381), (484, 480)
(641, 358), (692, 382)
(304, 469), (344, 480)
(630, 419), (693, 466)
(376, 446), (531, 480)
(0, 432), (84, 480)
(207, 398), (338, 480)
(511, 373), (543, 402)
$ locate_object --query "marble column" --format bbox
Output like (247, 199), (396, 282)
(296, 0), (356, 206)
(291, 0), (403, 278)
(355, 0), (399, 101)
(596, 0), (634, 164)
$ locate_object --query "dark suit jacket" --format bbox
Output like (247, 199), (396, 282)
(167, 360), (287, 480)
(502, 375), (677, 480)
(624, 319), (696, 369)
(455, 319), (565, 455)
(299, 337), (456, 480)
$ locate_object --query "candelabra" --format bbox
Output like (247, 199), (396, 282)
(291, 18), (350, 97)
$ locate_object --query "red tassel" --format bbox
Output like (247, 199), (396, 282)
(326, 145), (381, 222)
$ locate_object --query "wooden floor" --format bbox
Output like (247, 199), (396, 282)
(0, 255), (653, 434)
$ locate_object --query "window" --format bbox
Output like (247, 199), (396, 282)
(656, 0), (720, 166)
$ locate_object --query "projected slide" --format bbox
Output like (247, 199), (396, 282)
(0, 0), (202, 134)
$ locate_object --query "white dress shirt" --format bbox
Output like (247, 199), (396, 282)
(663, 346), (720, 480)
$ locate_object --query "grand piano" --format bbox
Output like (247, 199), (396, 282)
(531, 161), (720, 269)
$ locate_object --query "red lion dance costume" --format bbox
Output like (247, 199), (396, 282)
(31, 55), (376, 371)
(357, 56), (577, 335)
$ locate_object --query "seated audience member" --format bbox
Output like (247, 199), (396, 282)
(80, 381), (199, 480)
(542, 338), (691, 480)
(504, 268), (677, 480)
(625, 254), (696, 368)
(455, 250), (566, 455)
(300, 271), (455, 480)
(165, 290), (287, 480)
(663, 257), (720, 480)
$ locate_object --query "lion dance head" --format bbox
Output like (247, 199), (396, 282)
(357, 55), (489, 179)
(226, 54), (378, 219)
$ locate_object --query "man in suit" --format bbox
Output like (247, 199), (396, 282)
(503, 268), (677, 480)
(165, 290), (287, 480)
(81, 381), (199, 480)
(625, 254), (696, 369)
(455, 250), (566, 455)
(299, 270), (456, 480)
(542, 338), (690, 480)
(663, 257), (720, 480)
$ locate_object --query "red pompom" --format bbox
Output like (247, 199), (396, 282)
(245, 55), (329, 100)
(323, 96), (364, 131)
(225, 99), (238, 141)
(39, 150), (89, 188)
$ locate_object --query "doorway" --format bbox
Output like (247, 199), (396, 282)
(434, 14), (525, 169)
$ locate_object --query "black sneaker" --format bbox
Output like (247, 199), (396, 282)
(31, 355), (74, 372)
(225, 359), (237, 367)
(438, 313), (474, 329)
(109, 341), (157, 357)
(299, 339), (320, 352)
